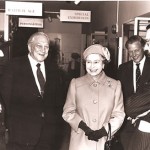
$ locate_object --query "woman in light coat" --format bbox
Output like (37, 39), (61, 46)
(62, 44), (125, 150)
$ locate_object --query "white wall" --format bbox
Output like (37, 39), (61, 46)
(42, 18), (82, 34)
(118, 1), (150, 36)
(96, 1), (150, 37)
(0, 13), (4, 31)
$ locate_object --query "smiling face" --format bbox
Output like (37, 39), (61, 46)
(128, 41), (144, 63)
(86, 54), (104, 77)
(28, 34), (49, 62)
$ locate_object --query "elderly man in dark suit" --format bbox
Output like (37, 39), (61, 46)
(0, 32), (67, 150)
(118, 35), (150, 150)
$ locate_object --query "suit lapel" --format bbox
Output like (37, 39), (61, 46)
(127, 61), (134, 92)
(23, 56), (40, 94)
(140, 58), (150, 85)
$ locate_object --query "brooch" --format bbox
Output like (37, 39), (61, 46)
(107, 79), (112, 88)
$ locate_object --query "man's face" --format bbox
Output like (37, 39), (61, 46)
(128, 41), (144, 63)
(28, 35), (49, 62)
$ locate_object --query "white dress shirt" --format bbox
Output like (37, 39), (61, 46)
(133, 56), (146, 92)
(28, 54), (46, 92)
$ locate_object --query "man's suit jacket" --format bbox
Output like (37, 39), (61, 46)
(0, 55), (67, 147)
(125, 81), (150, 120)
(125, 80), (150, 150)
(118, 57), (150, 150)
(118, 57), (150, 101)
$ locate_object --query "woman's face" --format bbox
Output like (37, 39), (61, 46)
(86, 54), (104, 77)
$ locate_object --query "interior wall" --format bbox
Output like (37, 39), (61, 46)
(39, 18), (86, 76)
(0, 13), (4, 31)
(94, 1), (150, 37)
(42, 18), (82, 34)
(118, 1), (150, 36)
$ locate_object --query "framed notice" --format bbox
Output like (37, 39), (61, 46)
(60, 10), (91, 23)
(19, 18), (43, 28)
(5, 1), (42, 16)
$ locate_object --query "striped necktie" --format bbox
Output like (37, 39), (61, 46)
(36, 63), (45, 96)
(136, 63), (141, 92)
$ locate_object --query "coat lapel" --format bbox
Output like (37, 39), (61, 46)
(140, 58), (150, 85)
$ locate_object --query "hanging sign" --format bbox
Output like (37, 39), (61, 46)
(60, 10), (91, 22)
(18, 18), (43, 28)
(5, 1), (42, 16)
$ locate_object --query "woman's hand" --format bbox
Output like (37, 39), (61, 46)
(88, 127), (107, 141)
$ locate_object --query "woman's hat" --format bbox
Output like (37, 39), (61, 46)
(83, 44), (110, 62)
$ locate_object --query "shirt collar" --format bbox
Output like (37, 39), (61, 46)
(133, 55), (145, 65)
(28, 54), (44, 67)
(133, 55), (146, 71)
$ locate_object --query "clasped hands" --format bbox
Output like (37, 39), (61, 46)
(79, 121), (107, 142)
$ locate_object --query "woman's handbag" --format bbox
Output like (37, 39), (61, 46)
(104, 123), (112, 150)
(104, 123), (124, 150)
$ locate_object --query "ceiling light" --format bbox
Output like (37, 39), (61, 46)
(74, 0), (80, 5)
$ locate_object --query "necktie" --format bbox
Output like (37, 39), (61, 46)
(36, 63), (45, 96)
(136, 63), (141, 91)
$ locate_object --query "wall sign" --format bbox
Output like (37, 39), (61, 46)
(5, 1), (42, 16)
(60, 10), (91, 22)
(19, 18), (43, 28)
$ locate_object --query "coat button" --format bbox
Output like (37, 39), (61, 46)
(92, 119), (97, 122)
(38, 95), (41, 98)
(93, 83), (97, 87)
(41, 112), (45, 118)
(93, 100), (97, 104)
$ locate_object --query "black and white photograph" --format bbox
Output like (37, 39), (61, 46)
(0, 0), (150, 150)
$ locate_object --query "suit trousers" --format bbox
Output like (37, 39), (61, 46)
(120, 121), (136, 150)
(6, 119), (56, 150)
(127, 128), (150, 150)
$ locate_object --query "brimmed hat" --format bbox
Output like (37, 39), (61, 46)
(83, 44), (110, 62)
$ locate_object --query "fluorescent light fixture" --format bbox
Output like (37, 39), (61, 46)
(74, 0), (80, 5)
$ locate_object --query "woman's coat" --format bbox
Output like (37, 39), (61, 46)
(62, 72), (125, 150)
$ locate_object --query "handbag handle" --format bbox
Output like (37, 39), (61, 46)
(106, 123), (111, 140)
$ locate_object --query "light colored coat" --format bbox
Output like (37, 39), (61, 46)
(62, 72), (125, 150)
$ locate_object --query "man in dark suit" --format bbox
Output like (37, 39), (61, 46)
(125, 81), (150, 150)
(0, 32), (67, 150)
(118, 35), (150, 150)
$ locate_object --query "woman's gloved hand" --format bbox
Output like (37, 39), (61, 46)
(88, 127), (107, 141)
(78, 121), (98, 142)
(78, 121), (93, 136)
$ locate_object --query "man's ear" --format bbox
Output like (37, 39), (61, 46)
(28, 45), (31, 53)
(102, 64), (105, 69)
